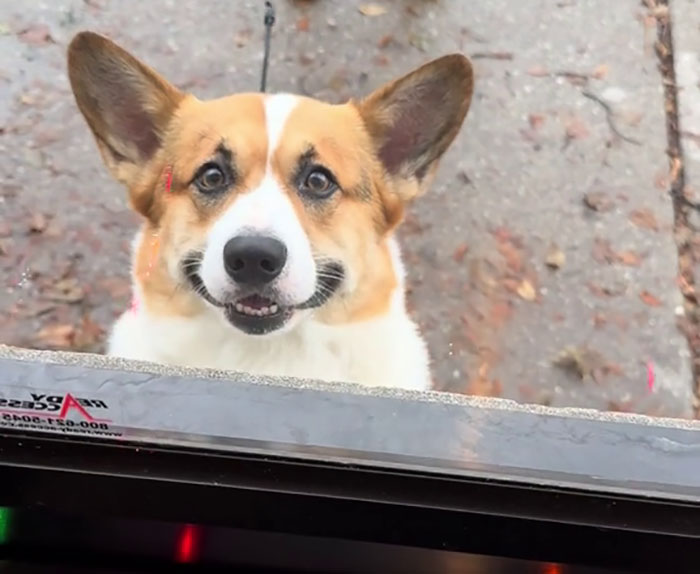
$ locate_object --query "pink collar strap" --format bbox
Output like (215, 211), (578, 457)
(129, 293), (140, 314)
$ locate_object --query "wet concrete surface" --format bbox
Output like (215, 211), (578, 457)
(672, 0), (700, 413)
(0, 0), (695, 417)
(674, 0), (700, 189)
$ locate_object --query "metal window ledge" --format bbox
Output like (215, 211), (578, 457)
(0, 345), (698, 573)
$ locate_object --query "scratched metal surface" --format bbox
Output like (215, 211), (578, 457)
(1, 346), (699, 497)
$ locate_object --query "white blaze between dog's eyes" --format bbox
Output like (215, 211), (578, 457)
(200, 177), (317, 304)
(199, 94), (317, 306)
(263, 93), (299, 165)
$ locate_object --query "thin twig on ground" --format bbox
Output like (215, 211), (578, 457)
(471, 52), (514, 60)
(581, 90), (642, 146)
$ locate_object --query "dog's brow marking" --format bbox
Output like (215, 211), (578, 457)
(200, 94), (317, 307)
(264, 94), (299, 166)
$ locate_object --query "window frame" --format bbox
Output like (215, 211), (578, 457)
(0, 347), (699, 572)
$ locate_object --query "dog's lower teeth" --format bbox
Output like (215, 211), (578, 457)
(235, 303), (279, 317)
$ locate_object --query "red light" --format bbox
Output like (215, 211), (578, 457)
(542, 564), (564, 574)
(175, 524), (201, 563)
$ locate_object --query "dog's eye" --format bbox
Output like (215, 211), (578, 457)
(301, 167), (337, 199)
(195, 164), (227, 193)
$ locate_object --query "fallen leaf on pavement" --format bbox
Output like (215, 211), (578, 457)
(233, 28), (252, 47)
(592, 238), (642, 266)
(18, 24), (54, 45)
(639, 290), (662, 307)
(491, 226), (513, 243)
(587, 282), (625, 298)
(527, 65), (549, 77)
(565, 116), (590, 140)
(465, 363), (503, 397)
(42, 278), (85, 304)
(19, 93), (36, 106)
(583, 191), (614, 212)
(617, 250), (642, 266)
(559, 72), (589, 87)
(670, 157), (682, 184)
(22, 302), (56, 318)
(377, 34), (394, 49)
(621, 109), (644, 127)
(677, 274), (695, 300)
(457, 170), (473, 185)
(373, 54), (389, 66)
(529, 114), (546, 130)
(592, 238), (617, 263)
(498, 240), (523, 273)
(408, 32), (429, 51)
(466, 377), (503, 397)
(604, 363), (624, 377)
(545, 244), (565, 269)
(489, 301), (513, 328)
(95, 277), (131, 300)
(654, 172), (668, 190)
(592, 64), (609, 79)
(516, 279), (537, 301)
(33, 128), (61, 148)
(470, 259), (498, 293)
(628, 208), (659, 231)
(359, 3), (387, 16)
(36, 324), (75, 348)
(453, 242), (469, 263)
(518, 383), (552, 405)
(72, 315), (104, 350)
(608, 400), (636, 413)
(502, 278), (520, 294)
(29, 213), (48, 233)
(327, 70), (348, 91)
(296, 16), (310, 31)
(553, 346), (608, 381)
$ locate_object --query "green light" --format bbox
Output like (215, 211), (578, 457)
(0, 507), (12, 544)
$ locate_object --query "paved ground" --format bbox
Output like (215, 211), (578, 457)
(672, 0), (700, 416)
(675, 0), (700, 189)
(0, 0), (696, 417)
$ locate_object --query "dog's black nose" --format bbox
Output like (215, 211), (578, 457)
(223, 236), (287, 285)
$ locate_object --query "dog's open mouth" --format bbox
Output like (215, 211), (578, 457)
(233, 294), (281, 317)
(223, 295), (294, 335)
(181, 252), (343, 335)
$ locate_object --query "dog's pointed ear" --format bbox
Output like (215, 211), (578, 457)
(357, 54), (473, 201)
(67, 31), (184, 186)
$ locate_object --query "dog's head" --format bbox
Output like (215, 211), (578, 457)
(67, 32), (473, 336)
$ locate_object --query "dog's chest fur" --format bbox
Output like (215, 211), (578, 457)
(108, 237), (432, 391)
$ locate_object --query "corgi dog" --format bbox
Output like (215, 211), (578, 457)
(67, 31), (473, 391)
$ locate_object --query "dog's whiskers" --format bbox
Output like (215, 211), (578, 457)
(316, 271), (344, 280)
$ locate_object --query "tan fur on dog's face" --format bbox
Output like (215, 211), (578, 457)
(68, 32), (473, 335)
